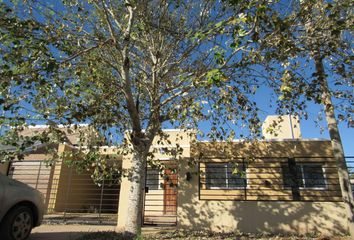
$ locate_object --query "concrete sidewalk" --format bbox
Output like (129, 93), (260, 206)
(29, 224), (116, 240)
(29, 224), (175, 240)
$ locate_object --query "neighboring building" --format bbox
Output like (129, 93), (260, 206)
(0, 116), (350, 235)
(0, 125), (120, 218)
(261, 115), (301, 139)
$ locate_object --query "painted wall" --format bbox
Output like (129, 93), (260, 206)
(177, 140), (348, 235)
(262, 115), (301, 139)
(116, 155), (132, 230)
(178, 164), (348, 235)
(116, 130), (195, 230)
(199, 157), (341, 201)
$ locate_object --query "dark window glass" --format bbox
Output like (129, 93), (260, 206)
(303, 165), (326, 188)
(282, 164), (325, 189)
(146, 169), (159, 190)
(227, 164), (246, 188)
(205, 163), (246, 189)
(282, 164), (303, 188)
(206, 163), (227, 189)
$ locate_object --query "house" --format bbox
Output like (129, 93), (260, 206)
(117, 115), (348, 235)
(0, 116), (350, 234)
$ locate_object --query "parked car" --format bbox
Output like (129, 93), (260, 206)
(0, 173), (44, 240)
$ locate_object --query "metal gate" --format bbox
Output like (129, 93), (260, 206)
(142, 164), (178, 226)
(8, 160), (120, 225)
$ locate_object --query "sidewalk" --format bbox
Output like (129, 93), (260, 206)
(29, 224), (176, 240)
(29, 224), (116, 240)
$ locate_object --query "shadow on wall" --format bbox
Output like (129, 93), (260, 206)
(178, 174), (348, 235)
(177, 140), (349, 235)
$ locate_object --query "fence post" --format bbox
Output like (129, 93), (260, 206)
(35, 161), (42, 189)
(243, 158), (247, 201)
(98, 178), (105, 223)
(63, 167), (73, 221)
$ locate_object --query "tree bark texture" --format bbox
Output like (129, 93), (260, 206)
(124, 148), (148, 236)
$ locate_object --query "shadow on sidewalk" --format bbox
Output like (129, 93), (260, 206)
(29, 231), (84, 240)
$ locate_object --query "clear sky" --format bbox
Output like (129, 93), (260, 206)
(3, 0), (353, 157)
(254, 85), (354, 157)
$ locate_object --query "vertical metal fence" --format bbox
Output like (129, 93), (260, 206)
(199, 156), (351, 201)
(8, 160), (120, 225)
(143, 165), (178, 226)
(347, 156), (354, 197)
(5, 156), (354, 225)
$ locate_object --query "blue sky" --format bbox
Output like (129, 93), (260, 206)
(254, 85), (354, 157)
(257, 87), (354, 156)
(299, 115), (353, 156)
(3, 0), (353, 157)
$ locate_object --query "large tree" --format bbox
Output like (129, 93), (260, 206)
(1, 0), (261, 235)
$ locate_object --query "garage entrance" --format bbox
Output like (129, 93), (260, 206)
(7, 160), (120, 225)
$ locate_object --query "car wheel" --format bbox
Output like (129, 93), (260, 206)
(0, 206), (33, 240)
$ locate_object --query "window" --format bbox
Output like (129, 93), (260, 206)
(205, 163), (246, 189)
(146, 169), (160, 190)
(282, 165), (303, 188)
(282, 163), (326, 189)
(302, 164), (326, 188)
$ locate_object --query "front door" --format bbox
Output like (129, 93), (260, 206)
(163, 169), (177, 215)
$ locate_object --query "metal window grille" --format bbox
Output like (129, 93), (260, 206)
(199, 156), (349, 202)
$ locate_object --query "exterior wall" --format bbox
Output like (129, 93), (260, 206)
(48, 144), (71, 211)
(116, 128), (348, 234)
(262, 115), (301, 139)
(178, 173), (348, 234)
(178, 161), (348, 235)
(177, 140), (348, 235)
(20, 125), (100, 146)
(193, 140), (333, 159)
(199, 157), (341, 201)
(116, 130), (195, 230)
(116, 155), (132, 230)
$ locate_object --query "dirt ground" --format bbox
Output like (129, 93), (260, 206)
(29, 225), (352, 240)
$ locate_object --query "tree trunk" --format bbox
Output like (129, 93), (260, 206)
(124, 148), (148, 237)
(314, 53), (354, 236)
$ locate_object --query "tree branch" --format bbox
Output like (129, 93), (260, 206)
(121, 1), (141, 133)
(60, 38), (113, 64)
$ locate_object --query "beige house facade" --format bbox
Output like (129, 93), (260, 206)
(0, 116), (350, 234)
(177, 140), (346, 235)
(118, 116), (349, 235)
